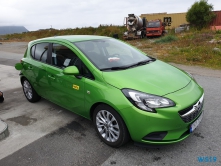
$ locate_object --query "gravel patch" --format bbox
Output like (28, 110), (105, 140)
(0, 42), (28, 54)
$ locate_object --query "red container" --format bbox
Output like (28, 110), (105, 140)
(210, 11), (221, 26)
(210, 26), (221, 30)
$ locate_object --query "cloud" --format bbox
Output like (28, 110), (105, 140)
(1, 0), (220, 31)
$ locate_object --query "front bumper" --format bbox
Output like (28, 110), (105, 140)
(146, 32), (162, 37)
(119, 80), (204, 145)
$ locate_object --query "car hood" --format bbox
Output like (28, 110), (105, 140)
(102, 60), (191, 96)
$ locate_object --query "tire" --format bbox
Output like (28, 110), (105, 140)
(93, 104), (130, 147)
(22, 78), (41, 103)
(141, 32), (144, 39)
(141, 31), (146, 39)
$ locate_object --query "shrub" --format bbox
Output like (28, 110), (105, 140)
(186, 0), (216, 30)
(154, 35), (178, 43)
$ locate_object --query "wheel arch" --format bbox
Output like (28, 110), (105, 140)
(20, 76), (34, 90)
(90, 102), (125, 121)
(90, 102), (105, 120)
(20, 75), (27, 84)
(89, 102), (131, 137)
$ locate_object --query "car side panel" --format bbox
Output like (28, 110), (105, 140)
(46, 66), (85, 114)
(22, 58), (50, 99)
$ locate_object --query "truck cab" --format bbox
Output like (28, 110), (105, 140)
(146, 19), (165, 37)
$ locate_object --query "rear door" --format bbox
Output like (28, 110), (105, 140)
(23, 42), (51, 98)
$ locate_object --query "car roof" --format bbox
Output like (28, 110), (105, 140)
(32, 35), (110, 43)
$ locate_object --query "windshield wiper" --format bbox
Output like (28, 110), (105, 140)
(100, 58), (156, 71)
(100, 66), (128, 71)
(137, 59), (152, 65)
(126, 58), (156, 68)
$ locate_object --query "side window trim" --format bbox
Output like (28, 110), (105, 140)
(47, 43), (52, 65)
(82, 63), (95, 80)
(31, 45), (36, 59)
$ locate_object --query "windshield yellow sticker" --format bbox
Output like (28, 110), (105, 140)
(73, 84), (79, 90)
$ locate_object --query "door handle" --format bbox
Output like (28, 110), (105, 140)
(28, 66), (33, 69)
(48, 75), (55, 80)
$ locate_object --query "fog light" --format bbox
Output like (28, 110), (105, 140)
(143, 131), (167, 141)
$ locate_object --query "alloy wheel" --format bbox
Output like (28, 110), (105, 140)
(96, 110), (120, 142)
(23, 80), (33, 100)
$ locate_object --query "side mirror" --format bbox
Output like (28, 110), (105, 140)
(15, 63), (23, 70)
(63, 66), (79, 76)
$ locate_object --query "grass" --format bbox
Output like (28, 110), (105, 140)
(127, 29), (221, 69)
(165, 30), (221, 69)
(2, 26), (221, 69)
(154, 35), (178, 43)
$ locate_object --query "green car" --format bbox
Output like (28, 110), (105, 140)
(15, 35), (204, 147)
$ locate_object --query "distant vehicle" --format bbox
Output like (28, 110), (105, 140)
(123, 14), (147, 39)
(146, 19), (166, 37)
(15, 35), (204, 147)
(175, 24), (190, 33)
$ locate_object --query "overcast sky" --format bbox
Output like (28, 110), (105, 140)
(0, 0), (220, 31)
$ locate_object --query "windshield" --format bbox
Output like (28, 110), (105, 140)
(73, 38), (152, 70)
(147, 21), (160, 28)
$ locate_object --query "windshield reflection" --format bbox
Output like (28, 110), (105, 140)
(73, 39), (151, 70)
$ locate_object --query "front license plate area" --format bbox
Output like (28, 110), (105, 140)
(190, 112), (203, 133)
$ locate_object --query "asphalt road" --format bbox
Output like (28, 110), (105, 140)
(0, 51), (22, 67)
(0, 47), (221, 166)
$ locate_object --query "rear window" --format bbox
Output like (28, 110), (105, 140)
(31, 43), (49, 63)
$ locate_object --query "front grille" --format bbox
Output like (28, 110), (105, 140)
(178, 94), (204, 123)
(148, 30), (158, 33)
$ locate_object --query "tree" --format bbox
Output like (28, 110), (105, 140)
(186, 0), (216, 30)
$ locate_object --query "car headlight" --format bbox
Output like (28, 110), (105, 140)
(122, 89), (175, 113)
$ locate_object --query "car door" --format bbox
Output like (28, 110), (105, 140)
(24, 42), (51, 98)
(46, 43), (85, 113)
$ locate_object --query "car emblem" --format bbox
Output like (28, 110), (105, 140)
(193, 101), (201, 112)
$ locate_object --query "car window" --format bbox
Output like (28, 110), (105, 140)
(82, 64), (94, 79)
(31, 43), (49, 63)
(74, 39), (151, 70)
(52, 44), (78, 68)
(74, 58), (94, 79)
(75, 41), (101, 55)
(105, 41), (133, 58)
(52, 43), (94, 79)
